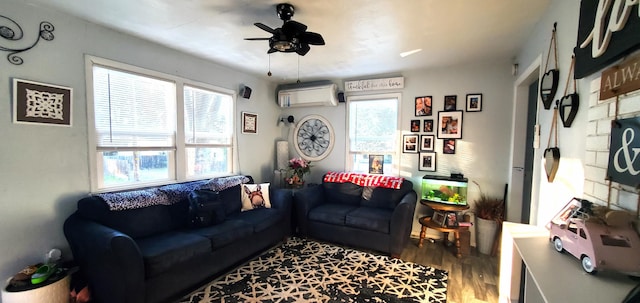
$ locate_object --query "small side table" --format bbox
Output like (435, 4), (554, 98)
(418, 200), (469, 258)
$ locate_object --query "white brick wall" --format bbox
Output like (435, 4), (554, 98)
(583, 77), (639, 213)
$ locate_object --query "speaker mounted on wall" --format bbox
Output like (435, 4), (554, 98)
(337, 91), (345, 103)
(239, 85), (252, 99)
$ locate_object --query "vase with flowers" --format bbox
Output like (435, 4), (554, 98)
(283, 157), (311, 189)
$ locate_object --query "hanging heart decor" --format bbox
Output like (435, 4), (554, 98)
(544, 107), (561, 182)
(540, 22), (560, 110)
(558, 55), (579, 128)
(544, 147), (560, 182)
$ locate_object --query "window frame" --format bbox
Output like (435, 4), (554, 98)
(345, 92), (401, 175)
(85, 55), (236, 192)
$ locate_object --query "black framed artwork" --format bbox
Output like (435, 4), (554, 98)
(443, 139), (456, 154)
(415, 96), (432, 116)
(420, 135), (434, 151)
(369, 155), (384, 174)
(423, 119), (434, 133)
(419, 152), (436, 171)
(444, 95), (457, 111)
(403, 134), (419, 153)
(12, 78), (73, 127)
(437, 110), (463, 139)
(410, 119), (420, 132)
(466, 93), (482, 112)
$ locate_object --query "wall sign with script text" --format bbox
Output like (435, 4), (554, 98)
(344, 77), (404, 92)
(574, 0), (640, 79)
(607, 117), (640, 187)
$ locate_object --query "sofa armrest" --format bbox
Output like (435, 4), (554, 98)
(389, 190), (418, 256)
(64, 213), (145, 303)
(270, 188), (293, 235)
(293, 185), (324, 235)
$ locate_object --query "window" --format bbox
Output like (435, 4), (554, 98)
(87, 56), (235, 191)
(346, 93), (400, 174)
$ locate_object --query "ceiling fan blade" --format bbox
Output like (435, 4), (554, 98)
(254, 22), (276, 34)
(267, 48), (278, 54)
(296, 43), (311, 56)
(301, 32), (325, 45)
(282, 20), (307, 36)
(244, 37), (271, 40)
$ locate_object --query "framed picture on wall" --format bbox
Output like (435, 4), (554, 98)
(437, 110), (463, 139)
(241, 112), (258, 134)
(420, 135), (434, 151)
(403, 134), (419, 153)
(443, 139), (456, 154)
(415, 96), (433, 116)
(466, 93), (483, 112)
(410, 119), (421, 132)
(12, 78), (73, 127)
(369, 155), (384, 174)
(419, 152), (436, 171)
(423, 119), (434, 133)
(444, 95), (457, 111)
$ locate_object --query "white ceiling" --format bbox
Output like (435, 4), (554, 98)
(29, 0), (550, 83)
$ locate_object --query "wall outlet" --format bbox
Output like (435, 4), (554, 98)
(533, 124), (540, 149)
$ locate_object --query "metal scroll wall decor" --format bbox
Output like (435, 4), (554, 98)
(558, 55), (579, 128)
(0, 15), (55, 65)
(540, 23), (560, 110)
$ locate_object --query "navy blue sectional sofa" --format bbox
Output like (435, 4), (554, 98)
(294, 176), (417, 258)
(64, 175), (292, 303)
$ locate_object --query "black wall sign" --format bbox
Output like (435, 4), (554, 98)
(607, 117), (640, 187)
(574, 0), (640, 79)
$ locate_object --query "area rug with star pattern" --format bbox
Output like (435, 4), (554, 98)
(177, 237), (448, 303)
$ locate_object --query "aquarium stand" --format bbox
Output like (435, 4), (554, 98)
(418, 200), (469, 258)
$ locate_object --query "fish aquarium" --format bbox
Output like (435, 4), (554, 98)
(421, 174), (468, 205)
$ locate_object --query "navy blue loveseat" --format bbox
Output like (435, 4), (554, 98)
(294, 174), (416, 258)
(64, 175), (292, 303)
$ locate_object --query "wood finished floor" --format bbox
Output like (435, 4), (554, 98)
(401, 237), (500, 303)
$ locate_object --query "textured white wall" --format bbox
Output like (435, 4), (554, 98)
(0, 0), (278, 286)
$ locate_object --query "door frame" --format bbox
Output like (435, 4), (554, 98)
(507, 55), (542, 223)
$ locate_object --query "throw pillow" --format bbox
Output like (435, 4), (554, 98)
(187, 190), (225, 228)
(241, 183), (271, 211)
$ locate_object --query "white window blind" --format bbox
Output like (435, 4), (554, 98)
(183, 85), (233, 145)
(93, 66), (176, 148)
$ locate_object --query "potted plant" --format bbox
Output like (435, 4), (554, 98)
(471, 181), (505, 255)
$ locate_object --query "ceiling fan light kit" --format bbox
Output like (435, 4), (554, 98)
(245, 3), (325, 57)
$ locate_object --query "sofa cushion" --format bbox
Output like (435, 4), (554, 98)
(77, 196), (178, 239)
(322, 182), (363, 206)
(241, 183), (271, 211)
(136, 231), (211, 278)
(345, 207), (393, 233)
(188, 220), (254, 249)
(187, 190), (226, 228)
(218, 184), (244, 216)
(361, 180), (414, 209)
(232, 208), (281, 232)
(308, 204), (358, 225)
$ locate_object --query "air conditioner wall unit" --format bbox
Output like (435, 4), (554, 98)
(276, 81), (338, 108)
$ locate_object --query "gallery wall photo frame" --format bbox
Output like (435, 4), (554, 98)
(419, 152), (437, 171)
(420, 135), (434, 151)
(410, 119), (420, 132)
(466, 93), (483, 112)
(437, 110), (463, 139)
(415, 95), (432, 116)
(12, 78), (73, 127)
(443, 139), (456, 154)
(444, 95), (457, 111)
(423, 119), (434, 133)
(369, 154), (384, 174)
(241, 112), (258, 134)
(402, 134), (419, 153)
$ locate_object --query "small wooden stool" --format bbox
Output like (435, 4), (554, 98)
(418, 216), (468, 258)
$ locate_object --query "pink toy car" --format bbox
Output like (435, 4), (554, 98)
(549, 198), (640, 275)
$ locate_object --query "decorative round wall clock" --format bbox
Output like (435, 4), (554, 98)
(293, 114), (334, 161)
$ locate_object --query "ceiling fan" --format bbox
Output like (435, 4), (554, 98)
(245, 3), (325, 56)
